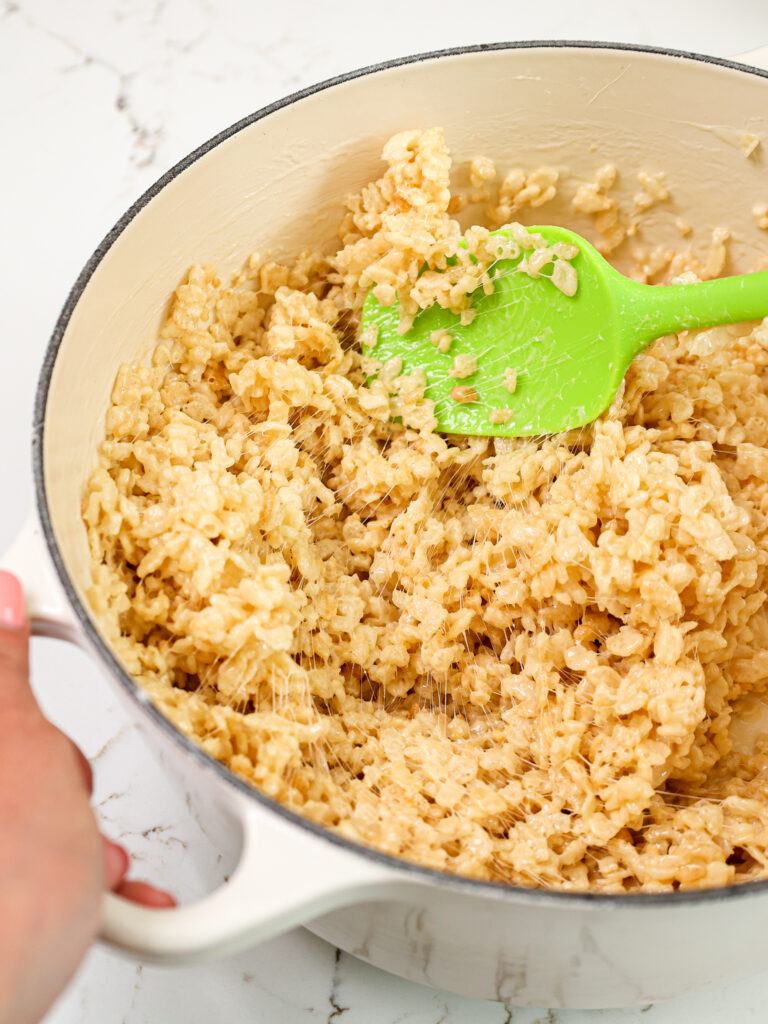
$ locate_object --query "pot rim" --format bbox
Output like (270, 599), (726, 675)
(33, 38), (768, 910)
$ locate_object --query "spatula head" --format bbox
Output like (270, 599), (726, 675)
(360, 225), (632, 437)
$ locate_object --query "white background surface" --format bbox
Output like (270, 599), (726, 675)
(2, 0), (768, 1021)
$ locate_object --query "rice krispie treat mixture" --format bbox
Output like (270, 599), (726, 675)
(84, 129), (768, 892)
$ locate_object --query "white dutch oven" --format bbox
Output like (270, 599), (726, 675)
(5, 41), (768, 1010)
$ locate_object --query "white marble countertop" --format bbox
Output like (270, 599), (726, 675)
(3, 0), (768, 1020)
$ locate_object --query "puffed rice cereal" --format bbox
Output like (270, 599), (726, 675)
(84, 128), (768, 893)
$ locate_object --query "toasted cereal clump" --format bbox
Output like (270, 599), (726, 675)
(430, 329), (453, 353)
(572, 163), (626, 254)
(85, 128), (768, 895)
(634, 170), (670, 212)
(741, 132), (761, 158)
(488, 408), (513, 425)
(450, 384), (479, 403)
(551, 258), (578, 296)
(333, 129), (504, 330)
(487, 165), (559, 225)
(754, 203), (768, 231)
(676, 217), (693, 237)
(470, 155), (496, 186)
(449, 353), (478, 379)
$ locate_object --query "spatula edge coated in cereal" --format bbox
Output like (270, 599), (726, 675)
(360, 225), (768, 437)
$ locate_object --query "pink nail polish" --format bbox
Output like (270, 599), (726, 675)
(0, 571), (26, 630)
(103, 839), (130, 883)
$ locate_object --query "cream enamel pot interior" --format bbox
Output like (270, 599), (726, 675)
(5, 41), (768, 1010)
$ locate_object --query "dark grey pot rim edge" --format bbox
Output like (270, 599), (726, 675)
(31, 38), (768, 911)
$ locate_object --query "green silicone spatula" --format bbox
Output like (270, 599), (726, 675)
(360, 225), (768, 437)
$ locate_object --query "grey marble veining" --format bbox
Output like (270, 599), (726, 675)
(3, 0), (768, 1020)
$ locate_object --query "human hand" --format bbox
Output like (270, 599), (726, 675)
(0, 570), (175, 1024)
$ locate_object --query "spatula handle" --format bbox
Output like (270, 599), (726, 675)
(620, 271), (768, 355)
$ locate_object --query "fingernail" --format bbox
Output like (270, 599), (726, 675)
(103, 838), (129, 887)
(0, 571), (25, 630)
(115, 879), (177, 908)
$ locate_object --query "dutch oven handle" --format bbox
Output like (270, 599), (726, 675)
(100, 802), (396, 965)
(1, 516), (398, 963)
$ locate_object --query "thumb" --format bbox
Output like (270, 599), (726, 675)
(0, 570), (36, 716)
